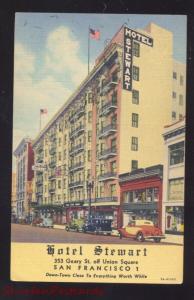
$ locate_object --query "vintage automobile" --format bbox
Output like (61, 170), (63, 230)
(65, 219), (85, 232)
(118, 220), (165, 243)
(31, 217), (43, 226)
(41, 217), (53, 228)
(82, 218), (113, 235)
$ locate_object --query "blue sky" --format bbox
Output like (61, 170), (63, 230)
(13, 13), (187, 163)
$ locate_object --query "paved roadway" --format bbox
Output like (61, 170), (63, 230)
(11, 224), (181, 245)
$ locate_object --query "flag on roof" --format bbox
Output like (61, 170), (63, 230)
(89, 28), (100, 40)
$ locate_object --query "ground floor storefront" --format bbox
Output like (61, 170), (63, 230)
(32, 203), (121, 228)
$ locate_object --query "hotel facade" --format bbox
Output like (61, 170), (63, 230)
(30, 23), (185, 227)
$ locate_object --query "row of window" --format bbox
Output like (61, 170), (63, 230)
(172, 92), (184, 105)
(173, 72), (184, 85)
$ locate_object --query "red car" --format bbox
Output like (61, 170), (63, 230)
(118, 220), (165, 243)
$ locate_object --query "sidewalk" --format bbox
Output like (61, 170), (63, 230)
(161, 234), (183, 245)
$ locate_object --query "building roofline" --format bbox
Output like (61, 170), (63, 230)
(13, 137), (32, 156)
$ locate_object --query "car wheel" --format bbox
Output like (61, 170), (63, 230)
(66, 226), (69, 231)
(154, 238), (161, 243)
(119, 232), (122, 239)
(136, 232), (144, 242)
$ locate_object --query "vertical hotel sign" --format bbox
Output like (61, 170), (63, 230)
(123, 26), (154, 91)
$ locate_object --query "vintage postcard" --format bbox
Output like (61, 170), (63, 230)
(11, 13), (186, 283)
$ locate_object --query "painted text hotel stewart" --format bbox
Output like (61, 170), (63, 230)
(14, 23), (186, 230)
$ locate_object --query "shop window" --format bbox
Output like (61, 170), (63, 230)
(168, 178), (184, 201)
(169, 141), (184, 166)
(132, 113), (139, 128)
(132, 66), (139, 81)
(165, 206), (184, 234)
(132, 90), (139, 104)
(133, 41), (140, 57)
(131, 137), (138, 151)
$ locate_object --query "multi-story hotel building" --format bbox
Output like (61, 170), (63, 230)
(32, 23), (181, 227)
(14, 137), (34, 220)
(172, 60), (186, 122)
(162, 118), (185, 241)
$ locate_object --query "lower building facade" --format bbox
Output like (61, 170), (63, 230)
(119, 165), (163, 229)
(162, 119), (185, 240)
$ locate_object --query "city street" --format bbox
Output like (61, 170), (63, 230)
(11, 224), (181, 245)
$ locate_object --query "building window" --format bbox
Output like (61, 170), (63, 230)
(172, 92), (176, 99)
(169, 141), (184, 166)
(63, 178), (66, 186)
(58, 180), (61, 189)
(110, 184), (116, 197)
(179, 94), (183, 105)
(131, 160), (138, 171)
(168, 178), (184, 201)
(173, 72), (177, 79)
(180, 75), (184, 86)
(133, 66), (139, 81)
(88, 130), (92, 142)
(45, 185), (47, 193)
(58, 152), (61, 161)
(88, 111), (92, 123)
(132, 90), (139, 104)
(87, 169), (91, 179)
(58, 138), (61, 146)
(179, 114), (183, 120)
(100, 185), (104, 197)
(64, 135), (67, 144)
(132, 113), (139, 128)
(133, 41), (140, 57)
(88, 150), (91, 162)
(88, 93), (93, 103)
(58, 195), (61, 201)
(111, 138), (116, 151)
(110, 161), (116, 173)
(172, 111), (176, 120)
(131, 137), (138, 151)
(45, 149), (47, 157)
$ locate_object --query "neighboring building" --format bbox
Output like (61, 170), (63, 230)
(13, 137), (34, 220)
(172, 60), (186, 122)
(119, 165), (163, 228)
(11, 172), (17, 220)
(32, 23), (177, 226)
(162, 118), (185, 240)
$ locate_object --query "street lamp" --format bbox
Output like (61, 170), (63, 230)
(86, 180), (94, 221)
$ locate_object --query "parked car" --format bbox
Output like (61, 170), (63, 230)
(31, 217), (43, 226)
(42, 217), (53, 228)
(118, 220), (165, 243)
(82, 218), (113, 235)
(65, 219), (85, 232)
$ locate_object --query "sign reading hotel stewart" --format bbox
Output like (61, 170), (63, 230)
(11, 13), (186, 285)
(123, 26), (153, 91)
